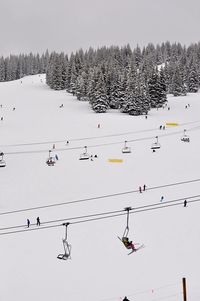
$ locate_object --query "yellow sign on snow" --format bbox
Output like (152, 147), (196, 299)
(108, 159), (123, 163)
(166, 122), (179, 126)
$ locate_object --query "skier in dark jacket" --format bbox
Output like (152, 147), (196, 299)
(36, 217), (41, 226)
(122, 237), (136, 252)
(27, 219), (30, 228)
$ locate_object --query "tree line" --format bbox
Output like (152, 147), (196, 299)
(0, 51), (49, 82)
(46, 42), (200, 115)
(0, 42), (200, 115)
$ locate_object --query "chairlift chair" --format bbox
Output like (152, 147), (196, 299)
(0, 152), (6, 168)
(79, 146), (90, 160)
(181, 130), (190, 142)
(151, 136), (161, 150)
(46, 150), (56, 166)
(57, 223), (72, 260)
(122, 141), (131, 154)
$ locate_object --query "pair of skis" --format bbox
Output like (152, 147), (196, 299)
(127, 244), (145, 255)
(118, 237), (145, 255)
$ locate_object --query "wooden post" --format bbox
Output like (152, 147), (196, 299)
(182, 277), (187, 301)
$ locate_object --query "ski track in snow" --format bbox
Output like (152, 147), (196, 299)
(0, 74), (200, 301)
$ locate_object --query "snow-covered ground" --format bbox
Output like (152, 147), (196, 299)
(0, 74), (200, 301)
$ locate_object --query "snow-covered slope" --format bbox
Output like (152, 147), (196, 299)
(0, 75), (200, 301)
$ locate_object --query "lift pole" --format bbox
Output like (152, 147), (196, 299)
(182, 277), (187, 301)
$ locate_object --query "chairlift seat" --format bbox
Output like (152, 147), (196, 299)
(181, 136), (190, 142)
(151, 143), (161, 150)
(0, 160), (6, 167)
(79, 153), (90, 160)
(122, 147), (131, 154)
(57, 253), (70, 260)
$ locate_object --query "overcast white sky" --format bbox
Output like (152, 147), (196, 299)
(0, 0), (200, 56)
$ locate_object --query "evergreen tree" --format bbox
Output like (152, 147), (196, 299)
(159, 67), (167, 102)
(0, 57), (5, 81)
(171, 65), (185, 96)
(148, 70), (161, 107)
(90, 69), (108, 113)
(188, 65), (199, 92)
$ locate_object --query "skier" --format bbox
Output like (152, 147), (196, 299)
(184, 200), (187, 207)
(122, 237), (136, 252)
(27, 219), (30, 228)
(139, 186), (142, 193)
(159, 125), (162, 130)
(53, 144), (55, 149)
(36, 217), (41, 226)
(143, 184), (146, 191)
(160, 196), (164, 202)
(98, 123), (100, 128)
(55, 154), (59, 160)
(123, 296), (130, 301)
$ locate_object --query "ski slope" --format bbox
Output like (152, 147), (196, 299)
(0, 74), (200, 301)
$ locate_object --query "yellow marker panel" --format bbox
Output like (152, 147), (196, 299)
(166, 122), (179, 126)
(108, 159), (123, 163)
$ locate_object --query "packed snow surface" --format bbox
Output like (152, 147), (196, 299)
(0, 75), (200, 301)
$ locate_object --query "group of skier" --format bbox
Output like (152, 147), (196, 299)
(139, 184), (146, 193)
(27, 217), (40, 228)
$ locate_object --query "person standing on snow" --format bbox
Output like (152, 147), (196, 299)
(36, 217), (41, 226)
(160, 196), (164, 202)
(123, 296), (130, 301)
(27, 219), (30, 228)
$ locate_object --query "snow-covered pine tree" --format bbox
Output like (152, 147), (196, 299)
(46, 52), (62, 90)
(75, 70), (88, 100)
(0, 57), (5, 81)
(109, 67), (121, 109)
(137, 72), (151, 114)
(59, 53), (68, 90)
(187, 63), (199, 93)
(117, 69), (127, 109)
(148, 70), (162, 108)
(171, 64), (185, 96)
(159, 67), (167, 103)
(90, 69), (108, 113)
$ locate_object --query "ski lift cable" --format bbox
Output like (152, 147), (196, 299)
(0, 178), (200, 217)
(0, 197), (200, 235)
(151, 292), (181, 301)
(1, 193), (198, 232)
(1, 118), (200, 148)
(0, 120), (200, 150)
(0, 126), (161, 148)
(3, 124), (200, 156)
(98, 282), (180, 301)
